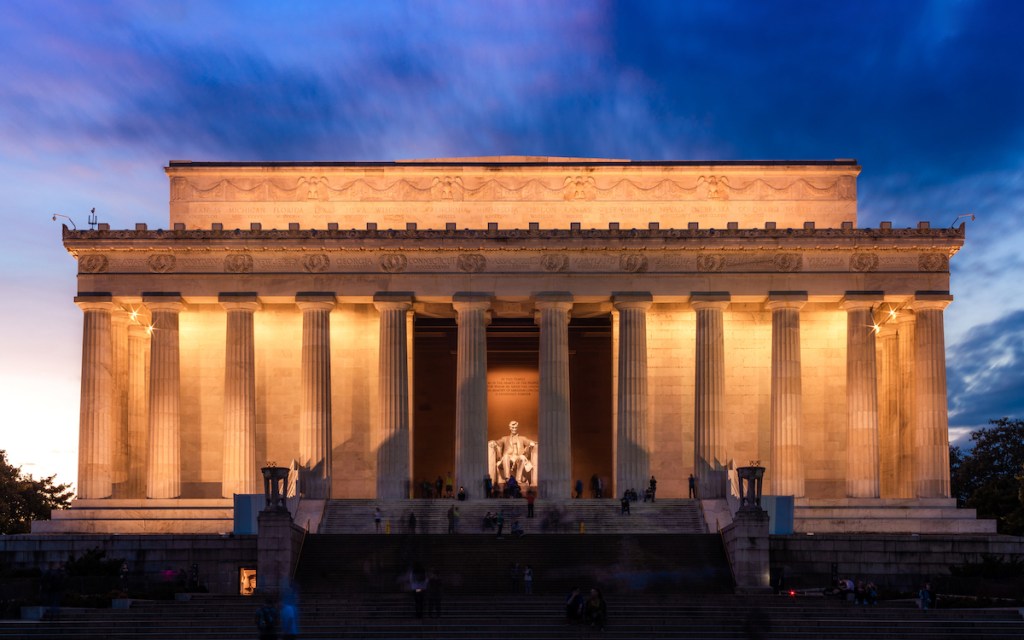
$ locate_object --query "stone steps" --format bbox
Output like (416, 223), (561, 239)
(3, 594), (1022, 639)
(320, 498), (705, 535)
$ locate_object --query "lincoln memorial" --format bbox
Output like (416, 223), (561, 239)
(48, 157), (989, 535)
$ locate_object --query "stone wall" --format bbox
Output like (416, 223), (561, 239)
(0, 534), (257, 595)
(770, 534), (1024, 591)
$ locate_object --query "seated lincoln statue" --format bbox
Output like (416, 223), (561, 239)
(488, 420), (538, 487)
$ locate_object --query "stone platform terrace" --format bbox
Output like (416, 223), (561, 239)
(794, 498), (996, 534)
(30, 499), (234, 534)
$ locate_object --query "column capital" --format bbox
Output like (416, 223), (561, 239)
(452, 292), (492, 313)
(691, 291), (730, 312)
(908, 292), (953, 312)
(373, 292), (413, 312)
(613, 292), (653, 311)
(143, 294), (185, 313)
(535, 292), (574, 313)
(765, 291), (807, 311)
(219, 292), (261, 313)
(75, 294), (114, 312)
(296, 292), (336, 312)
(840, 292), (884, 311)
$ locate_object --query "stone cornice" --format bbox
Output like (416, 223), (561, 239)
(64, 225), (964, 250)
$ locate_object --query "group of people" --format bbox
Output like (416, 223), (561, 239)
(566, 587), (607, 629)
(419, 473), (457, 500)
(829, 577), (880, 605)
(619, 476), (659, 514)
(407, 565), (444, 618)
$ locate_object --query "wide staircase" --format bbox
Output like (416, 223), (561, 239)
(3, 593), (1023, 639)
(319, 498), (705, 534)
(295, 533), (733, 595)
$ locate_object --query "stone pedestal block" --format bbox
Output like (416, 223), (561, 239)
(721, 509), (772, 593)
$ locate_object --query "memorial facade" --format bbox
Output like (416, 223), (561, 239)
(61, 157), (966, 521)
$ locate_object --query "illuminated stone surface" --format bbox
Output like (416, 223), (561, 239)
(53, 157), (989, 534)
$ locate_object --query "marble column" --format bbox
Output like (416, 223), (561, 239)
(841, 294), (882, 498)
(692, 293), (730, 499)
(374, 294), (412, 500)
(895, 311), (917, 498)
(536, 293), (573, 499)
(453, 294), (490, 497)
(125, 322), (150, 498)
(145, 295), (184, 499)
(220, 294), (261, 497)
(614, 293), (652, 498)
(111, 309), (130, 486)
(876, 323), (900, 497)
(766, 293), (806, 498)
(76, 295), (115, 499)
(297, 294), (335, 499)
(910, 294), (953, 498)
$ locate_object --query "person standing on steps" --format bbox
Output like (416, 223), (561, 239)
(524, 565), (534, 594)
(688, 473), (696, 498)
(574, 478), (583, 499)
(374, 506), (383, 533)
(648, 475), (657, 502)
(445, 471), (454, 498)
(526, 488), (536, 518)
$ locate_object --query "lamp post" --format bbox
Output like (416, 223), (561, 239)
(261, 465), (290, 513)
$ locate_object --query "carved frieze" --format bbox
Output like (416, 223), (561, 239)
(700, 176), (730, 200)
(850, 253), (879, 272)
(380, 254), (408, 273)
(563, 175), (596, 201)
(79, 254), (109, 273)
(773, 253), (802, 272)
(147, 254), (176, 273)
(431, 176), (464, 200)
(169, 174), (861, 206)
(918, 253), (949, 272)
(541, 254), (569, 272)
(302, 254), (330, 273)
(619, 254), (649, 273)
(697, 254), (725, 272)
(224, 254), (253, 273)
(457, 254), (486, 273)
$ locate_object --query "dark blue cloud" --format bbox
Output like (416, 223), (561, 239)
(948, 309), (1024, 428)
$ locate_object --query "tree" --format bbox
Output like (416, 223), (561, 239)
(950, 418), (1024, 535)
(0, 450), (74, 534)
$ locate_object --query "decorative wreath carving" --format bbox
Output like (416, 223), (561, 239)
(224, 254), (253, 273)
(380, 254), (408, 273)
(457, 254), (486, 273)
(147, 254), (176, 273)
(302, 254), (330, 273)
(850, 252), (879, 272)
(918, 253), (948, 272)
(79, 255), (108, 273)
(696, 254), (725, 272)
(773, 253), (802, 272)
(619, 254), (649, 273)
(541, 254), (569, 272)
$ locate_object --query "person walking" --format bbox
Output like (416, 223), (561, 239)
(688, 473), (696, 498)
(526, 489), (536, 518)
(374, 507), (382, 533)
(446, 505), (455, 534)
(574, 479), (583, 499)
(523, 565), (533, 595)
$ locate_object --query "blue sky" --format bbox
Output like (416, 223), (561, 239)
(1, 0), (1021, 487)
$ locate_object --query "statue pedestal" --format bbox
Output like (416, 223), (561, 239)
(256, 466), (300, 595)
(721, 508), (772, 594)
(257, 509), (299, 596)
